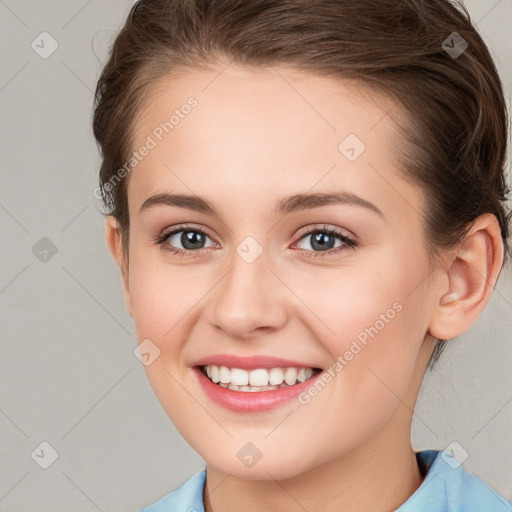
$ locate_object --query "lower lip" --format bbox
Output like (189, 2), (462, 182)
(194, 367), (323, 412)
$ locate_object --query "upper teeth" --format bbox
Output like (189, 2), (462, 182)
(204, 365), (315, 386)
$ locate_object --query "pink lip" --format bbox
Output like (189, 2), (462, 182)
(193, 366), (323, 413)
(192, 354), (321, 370)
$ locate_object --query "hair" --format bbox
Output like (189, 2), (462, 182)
(92, 0), (510, 371)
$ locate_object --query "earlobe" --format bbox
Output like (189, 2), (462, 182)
(105, 216), (133, 317)
(428, 214), (504, 341)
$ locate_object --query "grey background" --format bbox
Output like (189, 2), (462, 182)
(0, 0), (511, 510)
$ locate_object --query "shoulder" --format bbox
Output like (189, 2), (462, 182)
(139, 469), (206, 512)
(138, 453), (512, 512)
(397, 449), (512, 512)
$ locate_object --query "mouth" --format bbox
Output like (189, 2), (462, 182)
(198, 364), (323, 392)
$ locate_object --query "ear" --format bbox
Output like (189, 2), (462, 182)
(105, 215), (133, 317)
(428, 213), (504, 340)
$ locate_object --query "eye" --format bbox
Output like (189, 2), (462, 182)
(154, 223), (357, 259)
(154, 224), (216, 258)
(293, 225), (357, 258)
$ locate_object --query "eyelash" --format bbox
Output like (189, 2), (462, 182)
(154, 223), (358, 259)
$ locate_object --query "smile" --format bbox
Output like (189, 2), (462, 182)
(201, 365), (321, 392)
(194, 362), (324, 412)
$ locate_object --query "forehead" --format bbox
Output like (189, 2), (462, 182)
(131, 65), (393, 150)
(126, 65), (422, 224)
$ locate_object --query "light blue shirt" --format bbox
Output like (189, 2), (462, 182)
(140, 449), (512, 511)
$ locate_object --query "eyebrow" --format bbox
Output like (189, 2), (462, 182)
(138, 191), (384, 218)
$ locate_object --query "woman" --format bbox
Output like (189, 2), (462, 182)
(93, 0), (511, 510)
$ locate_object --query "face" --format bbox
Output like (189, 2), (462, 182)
(112, 65), (439, 480)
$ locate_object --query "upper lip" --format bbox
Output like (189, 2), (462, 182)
(192, 354), (322, 370)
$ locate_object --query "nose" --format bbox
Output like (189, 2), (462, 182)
(206, 246), (288, 340)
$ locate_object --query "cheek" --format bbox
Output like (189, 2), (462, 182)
(290, 245), (429, 391)
(352, 273), (429, 406)
(128, 246), (200, 335)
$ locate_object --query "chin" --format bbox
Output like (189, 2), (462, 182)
(206, 449), (314, 481)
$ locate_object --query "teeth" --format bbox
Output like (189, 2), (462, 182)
(249, 368), (268, 386)
(219, 366), (231, 384)
(297, 368), (307, 382)
(217, 382), (288, 392)
(269, 368), (284, 385)
(284, 367), (297, 385)
(202, 365), (316, 388)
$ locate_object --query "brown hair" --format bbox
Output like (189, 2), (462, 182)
(92, 0), (510, 370)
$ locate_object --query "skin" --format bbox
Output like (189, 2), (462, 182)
(105, 64), (504, 512)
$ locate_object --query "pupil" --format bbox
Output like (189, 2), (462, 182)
(312, 232), (334, 251)
(182, 231), (204, 249)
